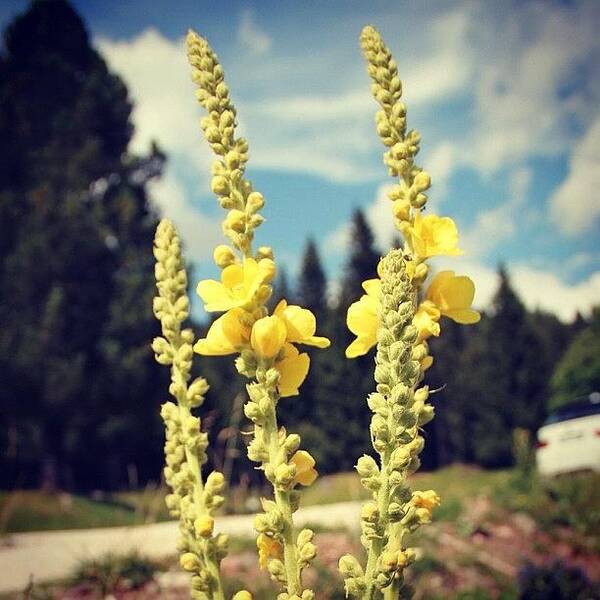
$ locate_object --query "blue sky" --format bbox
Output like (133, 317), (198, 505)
(3, 0), (599, 320)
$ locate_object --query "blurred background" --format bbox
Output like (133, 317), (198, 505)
(0, 1), (599, 598)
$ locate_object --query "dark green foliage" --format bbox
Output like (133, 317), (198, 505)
(296, 238), (327, 321)
(518, 562), (600, 599)
(72, 552), (158, 594)
(312, 209), (381, 472)
(0, 0), (165, 490)
(550, 308), (600, 410)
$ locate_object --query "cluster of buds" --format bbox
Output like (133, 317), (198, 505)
(340, 251), (436, 597)
(340, 26), (479, 599)
(152, 220), (230, 600)
(187, 29), (262, 257)
(185, 29), (328, 598)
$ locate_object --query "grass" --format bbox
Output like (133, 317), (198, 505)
(2, 465), (598, 538)
(0, 490), (141, 533)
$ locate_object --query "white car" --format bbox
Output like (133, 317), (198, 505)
(536, 393), (600, 477)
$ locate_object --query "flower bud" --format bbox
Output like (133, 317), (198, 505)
(211, 175), (229, 196)
(256, 246), (274, 260)
(247, 191), (265, 212)
(356, 455), (379, 478)
(361, 501), (379, 523)
(224, 209), (246, 233)
(213, 244), (236, 268)
(180, 552), (200, 572)
(283, 433), (301, 454)
(194, 515), (214, 537)
(206, 471), (225, 492)
(413, 170), (431, 191)
(338, 554), (364, 578)
(251, 316), (287, 358)
(392, 199), (411, 221)
(299, 542), (317, 562)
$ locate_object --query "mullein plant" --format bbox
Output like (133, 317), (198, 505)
(152, 23), (479, 600)
(152, 220), (229, 599)
(338, 27), (479, 599)
(180, 29), (329, 600)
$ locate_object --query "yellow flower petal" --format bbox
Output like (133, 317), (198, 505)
(196, 279), (233, 312)
(277, 343), (310, 397)
(345, 294), (378, 358)
(413, 301), (441, 342)
(251, 315), (287, 359)
(426, 271), (480, 324)
(221, 262), (245, 289)
(291, 450), (318, 486)
(193, 309), (250, 356)
(345, 337), (374, 359)
(409, 211), (463, 259)
(444, 308), (481, 324)
(257, 533), (283, 570)
(197, 258), (275, 313)
(362, 278), (381, 297)
(274, 300), (330, 348)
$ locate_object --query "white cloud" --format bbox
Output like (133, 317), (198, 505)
(98, 30), (225, 264)
(467, 1), (600, 173)
(424, 142), (460, 201)
(439, 258), (600, 322)
(237, 10), (271, 56)
(549, 116), (600, 235)
(149, 174), (223, 263)
(461, 167), (531, 255)
(324, 183), (399, 253)
(97, 30), (211, 180)
(511, 265), (600, 321)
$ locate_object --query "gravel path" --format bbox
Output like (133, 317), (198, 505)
(0, 500), (361, 594)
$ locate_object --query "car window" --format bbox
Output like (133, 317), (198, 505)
(545, 401), (600, 425)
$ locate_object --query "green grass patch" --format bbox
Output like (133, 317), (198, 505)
(0, 490), (143, 533)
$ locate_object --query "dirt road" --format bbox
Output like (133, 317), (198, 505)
(0, 500), (361, 594)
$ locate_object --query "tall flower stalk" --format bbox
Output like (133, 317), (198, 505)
(338, 26), (480, 600)
(184, 30), (328, 600)
(152, 220), (227, 600)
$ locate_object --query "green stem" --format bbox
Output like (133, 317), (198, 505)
(262, 384), (302, 596)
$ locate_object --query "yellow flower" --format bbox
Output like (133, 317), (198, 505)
(345, 278), (380, 358)
(257, 533), (283, 570)
(420, 354), (434, 371)
(273, 300), (330, 348)
(413, 300), (441, 342)
(232, 592), (253, 600)
(251, 315), (287, 359)
(409, 210), (463, 259)
(194, 308), (250, 355)
(290, 450), (318, 486)
(426, 271), (480, 324)
(412, 489), (440, 510)
(276, 343), (310, 397)
(197, 257), (276, 312)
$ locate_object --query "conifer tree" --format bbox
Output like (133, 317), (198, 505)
(296, 238), (327, 322)
(550, 307), (600, 410)
(0, 0), (164, 489)
(312, 209), (382, 472)
(469, 267), (546, 467)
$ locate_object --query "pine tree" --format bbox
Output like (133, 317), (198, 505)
(550, 307), (600, 410)
(0, 0), (164, 489)
(338, 209), (381, 310)
(469, 267), (547, 467)
(296, 238), (327, 322)
(311, 209), (382, 473)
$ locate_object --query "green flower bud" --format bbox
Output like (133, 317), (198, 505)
(338, 554), (364, 578)
(356, 455), (379, 478)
